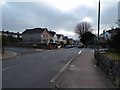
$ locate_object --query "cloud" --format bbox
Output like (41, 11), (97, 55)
(43, 0), (96, 12)
(81, 17), (93, 23)
(101, 2), (118, 24)
(2, 2), (78, 32)
(1, 0), (119, 39)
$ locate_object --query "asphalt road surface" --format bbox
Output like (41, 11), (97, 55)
(2, 47), (80, 88)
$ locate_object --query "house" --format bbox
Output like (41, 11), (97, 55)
(73, 40), (80, 45)
(59, 34), (64, 43)
(48, 31), (65, 44)
(100, 28), (120, 43)
(1, 30), (22, 38)
(48, 31), (56, 43)
(1, 30), (22, 42)
(68, 38), (74, 45)
(100, 30), (111, 43)
(53, 34), (58, 43)
(107, 28), (120, 37)
(56, 34), (64, 44)
(63, 36), (68, 44)
(48, 31), (59, 44)
(22, 28), (50, 46)
(100, 30), (111, 41)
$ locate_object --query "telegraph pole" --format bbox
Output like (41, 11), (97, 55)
(96, 0), (101, 66)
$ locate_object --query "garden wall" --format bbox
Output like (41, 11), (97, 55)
(94, 52), (120, 88)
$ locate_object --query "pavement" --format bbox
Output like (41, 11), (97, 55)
(0, 51), (17, 59)
(56, 49), (116, 88)
(0, 48), (45, 60)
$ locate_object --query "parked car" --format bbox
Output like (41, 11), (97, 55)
(33, 44), (38, 48)
(77, 43), (83, 48)
(65, 45), (73, 48)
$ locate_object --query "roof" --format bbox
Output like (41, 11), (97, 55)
(48, 31), (56, 37)
(68, 38), (73, 40)
(56, 34), (63, 39)
(63, 36), (68, 40)
(107, 28), (120, 35)
(22, 28), (48, 34)
(2, 31), (22, 35)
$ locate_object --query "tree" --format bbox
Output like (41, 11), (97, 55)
(108, 29), (120, 50)
(75, 22), (92, 35)
(75, 21), (93, 47)
(80, 32), (95, 47)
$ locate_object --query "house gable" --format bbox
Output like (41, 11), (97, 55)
(22, 28), (50, 44)
(59, 35), (64, 42)
(53, 34), (58, 43)
(41, 29), (50, 41)
(63, 36), (68, 44)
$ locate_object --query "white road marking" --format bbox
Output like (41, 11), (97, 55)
(70, 65), (75, 67)
(78, 50), (82, 54)
(94, 65), (97, 67)
(51, 61), (69, 83)
(51, 56), (75, 83)
(90, 50), (94, 53)
(2, 68), (9, 71)
(36, 49), (43, 51)
(51, 73), (59, 83)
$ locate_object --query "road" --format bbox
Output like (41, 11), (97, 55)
(2, 47), (80, 88)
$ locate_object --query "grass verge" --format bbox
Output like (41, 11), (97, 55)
(105, 51), (120, 62)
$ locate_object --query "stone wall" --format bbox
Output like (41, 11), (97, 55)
(94, 52), (120, 88)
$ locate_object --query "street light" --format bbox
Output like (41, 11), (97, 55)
(2, 29), (5, 55)
(96, 0), (101, 66)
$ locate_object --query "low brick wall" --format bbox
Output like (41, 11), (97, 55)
(94, 53), (120, 88)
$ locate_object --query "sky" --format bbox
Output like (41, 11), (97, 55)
(1, 0), (120, 40)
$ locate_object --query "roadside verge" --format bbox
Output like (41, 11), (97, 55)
(0, 51), (17, 59)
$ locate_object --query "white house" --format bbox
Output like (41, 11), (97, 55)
(59, 35), (64, 42)
(63, 36), (68, 44)
(51, 34), (57, 43)
(103, 30), (111, 40)
(48, 31), (56, 43)
(56, 34), (64, 44)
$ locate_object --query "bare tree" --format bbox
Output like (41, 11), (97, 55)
(75, 21), (92, 35)
(75, 21), (93, 47)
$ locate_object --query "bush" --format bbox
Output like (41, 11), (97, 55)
(108, 30), (120, 50)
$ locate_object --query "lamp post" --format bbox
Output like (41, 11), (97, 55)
(2, 29), (5, 55)
(96, 0), (101, 66)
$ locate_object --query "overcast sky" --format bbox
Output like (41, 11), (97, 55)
(1, 0), (120, 40)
